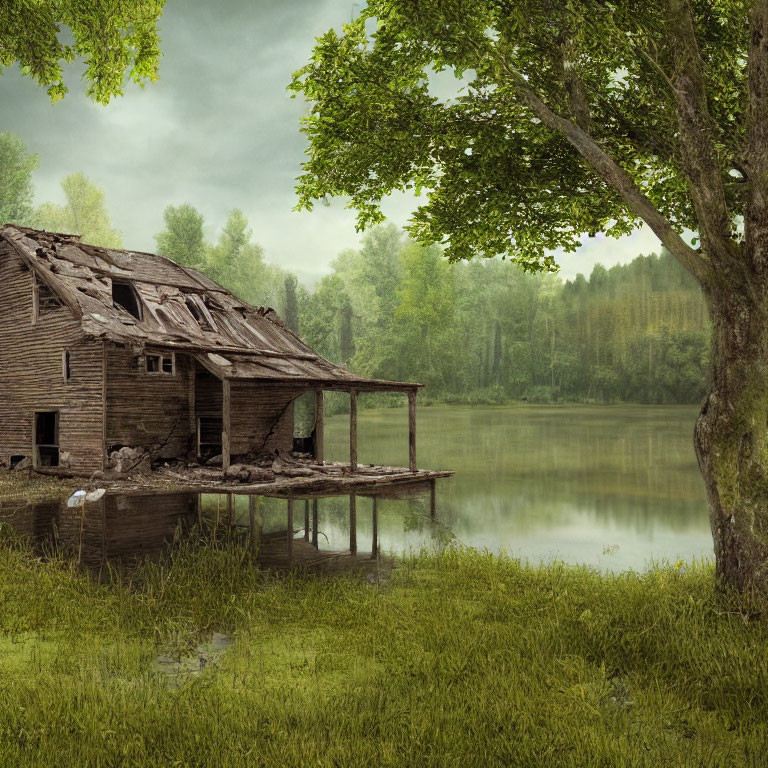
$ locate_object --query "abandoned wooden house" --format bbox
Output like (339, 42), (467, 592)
(0, 225), (451, 505)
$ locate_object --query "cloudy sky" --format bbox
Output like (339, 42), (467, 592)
(0, 0), (662, 284)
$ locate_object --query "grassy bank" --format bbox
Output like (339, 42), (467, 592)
(0, 539), (766, 767)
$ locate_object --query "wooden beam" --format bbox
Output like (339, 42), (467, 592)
(287, 498), (294, 567)
(222, 379), (231, 471)
(314, 390), (324, 464)
(349, 494), (357, 554)
(304, 499), (310, 541)
(408, 389), (417, 471)
(249, 495), (260, 558)
(312, 498), (319, 548)
(371, 496), (378, 560)
(349, 389), (358, 472)
(226, 493), (234, 526)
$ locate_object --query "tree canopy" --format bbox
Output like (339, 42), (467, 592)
(0, 131), (38, 224)
(155, 203), (207, 270)
(1, 0), (164, 103)
(34, 172), (123, 247)
(290, 0), (749, 279)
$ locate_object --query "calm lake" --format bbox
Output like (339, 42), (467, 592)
(316, 404), (713, 570)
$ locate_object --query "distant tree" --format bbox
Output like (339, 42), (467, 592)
(299, 274), (352, 363)
(155, 204), (206, 269)
(339, 296), (355, 363)
(34, 172), (122, 247)
(0, 132), (39, 224)
(1, 1), (164, 103)
(207, 209), (267, 303)
(283, 274), (300, 333)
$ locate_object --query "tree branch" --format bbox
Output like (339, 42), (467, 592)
(745, 0), (768, 273)
(496, 60), (709, 283)
(560, 37), (591, 133)
(667, 0), (737, 264)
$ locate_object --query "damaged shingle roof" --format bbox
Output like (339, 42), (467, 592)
(1, 225), (419, 391)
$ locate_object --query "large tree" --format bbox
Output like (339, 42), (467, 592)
(0, 132), (39, 224)
(1, 0), (164, 103)
(291, 1), (768, 594)
(34, 172), (123, 247)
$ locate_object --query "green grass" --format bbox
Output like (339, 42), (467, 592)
(0, 538), (767, 767)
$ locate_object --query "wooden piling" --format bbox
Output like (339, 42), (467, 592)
(349, 389), (358, 472)
(408, 389), (417, 471)
(349, 494), (357, 554)
(226, 493), (234, 527)
(287, 498), (294, 567)
(249, 495), (260, 557)
(372, 496), (378, 560)
(430, 479), (436, 521)
(312, 498), (319, 548)
(304, 499), (310, 541)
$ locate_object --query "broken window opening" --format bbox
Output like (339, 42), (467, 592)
(62, 351), (71, 382)
(9, 455), (27, 469)
(145, 353), (175, 375)
(34, 411), (59, 468)
(34, 277), (63, 320)
(112, 280), (142, 320)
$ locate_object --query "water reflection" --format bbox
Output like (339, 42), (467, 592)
(324, 404), (714, 569)
(0, 492), (197, 567)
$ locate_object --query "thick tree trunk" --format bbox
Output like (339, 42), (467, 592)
(695, 283), (768, 594)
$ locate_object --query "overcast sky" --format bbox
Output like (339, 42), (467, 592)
(0, 0), (662, 284)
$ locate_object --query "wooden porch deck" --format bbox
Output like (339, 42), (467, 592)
(101, 461), (453, 500)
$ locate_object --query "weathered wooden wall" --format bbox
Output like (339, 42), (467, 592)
(0, 244), (105, 474)
(105, 347), (193, 458)
(230, 382), (297, 456)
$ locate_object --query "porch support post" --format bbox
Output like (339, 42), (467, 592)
(349, 494), (357, 554)
(408, 389), (417, 471)
(349, 389), (358, 472)
(312, 499), (319, 549)
(371, 496), (378, 560)
(222, 378), (231, 471)
(314, 390), (324, 464)
(287, 498), (294, 567)
(304, 499), (310, 541)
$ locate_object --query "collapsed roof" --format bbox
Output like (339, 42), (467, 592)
(0, 225), (419, 391)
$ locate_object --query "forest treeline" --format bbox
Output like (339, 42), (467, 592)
(2, 131), (709, 405)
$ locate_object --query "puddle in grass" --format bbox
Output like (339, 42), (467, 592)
(155, 632), (234, 687)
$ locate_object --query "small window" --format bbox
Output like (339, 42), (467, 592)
(62, 351), (71, 382)
(145, 353), (175, 375)
(112, 280), (142, 320)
